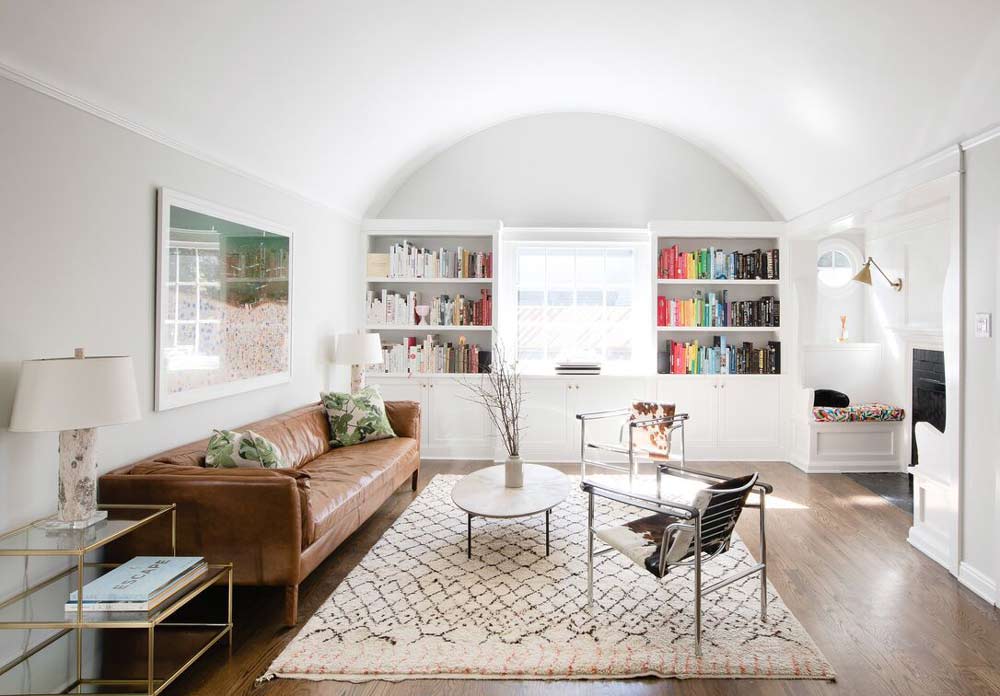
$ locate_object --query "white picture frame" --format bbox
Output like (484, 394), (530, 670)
(155, 188), (293, 411)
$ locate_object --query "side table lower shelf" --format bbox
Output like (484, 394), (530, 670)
(0, 563), (233, 695)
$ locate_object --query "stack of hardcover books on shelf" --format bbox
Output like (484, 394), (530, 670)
(65, 556), (206, 612)
(658, 245), (779, 280)
(371, 242), (493, 279)
(657, 291), (779, 327)
(659, 337), (781, 375)
(555, 361), (601, 376)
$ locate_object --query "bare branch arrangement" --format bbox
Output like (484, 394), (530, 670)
(458, 339), (525, 457)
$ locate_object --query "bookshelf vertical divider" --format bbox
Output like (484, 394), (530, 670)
(361, 219), (502, 377)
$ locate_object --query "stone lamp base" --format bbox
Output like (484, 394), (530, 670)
(36, 428), (108, 529)
(350, 364), (367, 394)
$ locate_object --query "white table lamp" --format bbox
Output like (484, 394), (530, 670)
(336, 332), (383, 393)
(9, 348), (141, 528)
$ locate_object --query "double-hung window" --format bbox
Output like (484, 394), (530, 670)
(501, 233), (651, 374)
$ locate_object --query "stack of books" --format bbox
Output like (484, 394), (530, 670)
(65, 556), (206, 612)
(555, 361), (602, 376)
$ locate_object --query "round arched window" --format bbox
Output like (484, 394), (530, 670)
(817, 248), (855, 289)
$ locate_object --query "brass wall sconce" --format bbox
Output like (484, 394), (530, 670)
(852, 257), (902, 292)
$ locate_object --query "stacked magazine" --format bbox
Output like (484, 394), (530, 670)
(66, 556), (206, 612)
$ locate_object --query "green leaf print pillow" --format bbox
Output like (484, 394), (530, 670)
(320, 385), (396, 449)
(205, 429), (286, 468)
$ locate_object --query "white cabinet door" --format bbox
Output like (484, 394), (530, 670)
(717, 376), (781, 448)
(573, 377), (656, 452)
(518, 378), (574, 461)
(424, 378), (496, 459)
(368, 378), (427, 446)
(655, 377), (719, 447)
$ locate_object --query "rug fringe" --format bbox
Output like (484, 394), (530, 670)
(254, 672), (276, 686)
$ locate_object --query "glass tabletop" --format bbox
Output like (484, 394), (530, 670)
(0, 504), (174, 556)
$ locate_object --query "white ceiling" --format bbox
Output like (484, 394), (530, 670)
(1, 0), (998, 221)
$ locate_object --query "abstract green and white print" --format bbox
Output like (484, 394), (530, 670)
(205, 429), (286, 468)
(320, 385), (396, 448)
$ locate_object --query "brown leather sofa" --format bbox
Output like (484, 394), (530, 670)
(98, 400), (420, 625)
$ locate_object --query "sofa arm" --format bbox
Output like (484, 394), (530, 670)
(385, 400), (421, 443)
(98, 469), (304, 587)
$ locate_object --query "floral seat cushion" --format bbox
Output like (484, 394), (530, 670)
(813, 402), (905, 423)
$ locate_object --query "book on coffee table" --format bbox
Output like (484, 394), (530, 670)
(66, 556), (207, 612)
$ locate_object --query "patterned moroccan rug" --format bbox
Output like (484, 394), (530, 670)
(262, 474), (834, 682)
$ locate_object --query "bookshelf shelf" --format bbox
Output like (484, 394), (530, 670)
(657, 326), (781, 333)
(366, 277), (494, 284)
(366, 324), (492, 332)
(656, 279), (778, 286)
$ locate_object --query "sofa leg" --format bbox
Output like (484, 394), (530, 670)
(284, 585), (299, 627)
(411, 470), (419, 491)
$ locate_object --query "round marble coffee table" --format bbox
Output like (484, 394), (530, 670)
(451, 464), (570, 559)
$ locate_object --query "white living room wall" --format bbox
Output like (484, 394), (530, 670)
(0, 77), (359, 690)
(373, 113), (777, 225)
(962, 132), (1000, 601)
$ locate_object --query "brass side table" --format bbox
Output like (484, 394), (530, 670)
(0, 504), (233, 695)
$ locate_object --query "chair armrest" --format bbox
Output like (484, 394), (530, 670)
(385, 400), (421, 441)
(629, 413), (689, 428)
(576, 408), (630, 421)
(98, 470), (304, 586)
(654, 463), (774, 494)
(580, 479), (698, 519)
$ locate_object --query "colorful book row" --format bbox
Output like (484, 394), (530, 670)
(658, 245), (779, 280)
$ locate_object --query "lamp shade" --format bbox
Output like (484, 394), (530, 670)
(851, 261), (873, 286)
(9, 355), (141, 432)
(335, 333), (383, 366)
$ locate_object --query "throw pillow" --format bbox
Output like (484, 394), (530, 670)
(320, 385), (396, 448)
(205, 429), (286, 469)
(814, 388), (850, 408)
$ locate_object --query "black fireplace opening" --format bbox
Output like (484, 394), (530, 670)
(911, 348), (946, 466)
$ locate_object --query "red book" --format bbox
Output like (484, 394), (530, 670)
(670, 245), (678, 279)
(657, 296), (667, 326)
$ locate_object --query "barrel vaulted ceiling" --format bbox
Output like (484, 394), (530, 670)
(1, 0), (998, 220)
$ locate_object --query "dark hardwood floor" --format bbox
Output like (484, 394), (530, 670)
(162, 460), (1000, 695)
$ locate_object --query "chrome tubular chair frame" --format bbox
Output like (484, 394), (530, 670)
(581, 465), (772, 657)
(576, 409), (689, 489)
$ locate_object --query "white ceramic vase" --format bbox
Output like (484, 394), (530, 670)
(505, 455), (523, 488)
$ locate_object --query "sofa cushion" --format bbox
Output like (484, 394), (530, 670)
(300, 437), (418, 545)
(813, 402), (905, 422)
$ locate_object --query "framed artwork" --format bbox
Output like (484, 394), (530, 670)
(155, 188), (293, 411)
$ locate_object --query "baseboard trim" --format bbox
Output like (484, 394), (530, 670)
(958, 562), (997, 605)
(793, 459), (906, 474)
(908, 525), (953, 572)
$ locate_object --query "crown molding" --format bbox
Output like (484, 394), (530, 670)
(785, 145), (961, 238)
(961, 122), (1000, 151)
(0, 60), (361, 223)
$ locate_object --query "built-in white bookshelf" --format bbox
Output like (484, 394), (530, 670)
(649, 221), (786, 376)
(361, 219), (501, 376)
